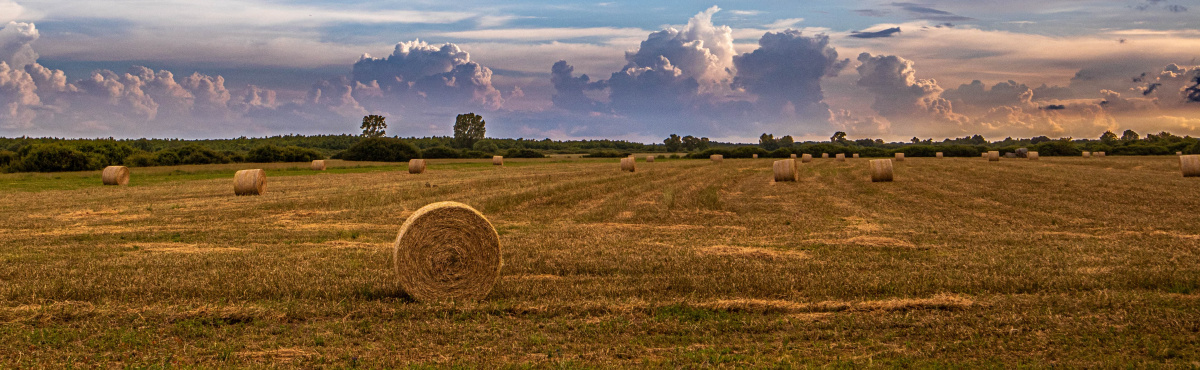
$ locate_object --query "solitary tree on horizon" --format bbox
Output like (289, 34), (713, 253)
(454, 113), (486, 149)
(361, 115), (387, 138)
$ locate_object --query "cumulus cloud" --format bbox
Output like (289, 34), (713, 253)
(0, 61), (40, 128)
(854, 52), (966, 134)
(351, 40), (503, 109)
(621, 6), (736, 93)
(732, 30), (848, 116)
(550, 60), (606, 112)
(942, 80), (1034, 115)
(0, 21), (38, 68)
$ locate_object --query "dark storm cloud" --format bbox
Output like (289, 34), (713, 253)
(1042, 104), (1066, 110)
(732, 30), (849, 115)
(849, 27), (901, 39)
(549, 60), (607, 112)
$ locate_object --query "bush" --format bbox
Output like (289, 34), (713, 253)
(1032, 141), (1081, 156)
(247, 144), (324, 163)
(1111, 143), (1172, 156)
(582, 149), (630, 158)
(9, 144), (96, 172)
(76, 142), (136, 167)
(505, 148), (545, 158)
(688, 148), (733, 159)
(461, 150), (490, 159)
(473, 140), (499, 154)
(421, 146), (461, 159)
(126, 152), (157, 167)
(732, 146), (768, 159)
(768, 148), (794, 158)
(0, 150), (16, 168)
(900, 144), (985, 157)
(222, 150), (246, 163)
(157, 145), (232, 165)
(339, 137), (421, 162)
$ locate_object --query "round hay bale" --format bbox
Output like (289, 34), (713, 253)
(870, 159), (893, 182)
(310, 160), (326, 171)
(790, 154), (797, 159)
(711, 154), (723, 163)
(409, 159), (427, 174)
(936, 152), (943, 158)
(822, 153), (829, 159)
(853, 153), (860, 158)
(620, 157), (636, 172)
(393, 201), (501, 302)
(981, 152), (987, 157)
(752, 154), (758, 159)
(233, 169), (266, 196)
(836, 153), (846, 162)
(773, 159), (797, 182)
(987, 151), (1000, 162)
(894, 152), (904, 161)
(1181, 155), (1200, 177)
(492, 156), (504, 166)
(1096, 151), (1106, 158)
(1082, 151), (1091, 158)
(646, 155), (656, 162)
(101, 166), (130, 186)
(801, 154), (813, 163)
(1028, 151), (1040, 160)
(1178, 151), (1184, 156)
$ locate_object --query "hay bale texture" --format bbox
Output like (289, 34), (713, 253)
(1181, 155), (1200, 177)
(101, 166), (130, 186)
(801, 154), (813, 163)
(646, 155), (656, 162)
(936, 152), (943, 158)
(493, 156), (504, 166)
(836, 153), (846, 162)
(773, 159), (797, 182)
(752, 154), (758, 159)
(711, 154), (724, 163)
(853, 153), (859, 158)
(311, 160), (326, 171)
(894, 153), (905, 161)
(620, 157), (636, 172)
(822, 153), (829, 159)
(790, 154), (797, 159)
(409, 159), (426, 174)
(988, 151), (1000, 162)
(1082, 151), (1091, 158)
(870, 159), (893, 182)
(1028, 151), (1039, 160)
(393, 201), (501, 302)
(1096, 151), (1106, 157)
(233, 169), (266, 196)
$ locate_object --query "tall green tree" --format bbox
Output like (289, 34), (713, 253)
(663, 134), (682, 152)
(360, 115), (387, 138)
(454, 113), (486, 149)
(759, 133), (778, 151)
(831, 131), (848, 145)
(1100, 130), (1118, 145)
(681, 135), (698, 151)
(1121, 129), (1140, 142)
(778, 135), (794, 147)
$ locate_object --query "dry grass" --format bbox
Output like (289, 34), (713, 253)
(1, 156), (1199, 367)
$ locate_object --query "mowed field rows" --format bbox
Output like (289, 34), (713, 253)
(1, 157), (1198, 367)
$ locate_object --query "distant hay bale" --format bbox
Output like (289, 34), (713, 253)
(987, 151), (1000, 161)
(101, 166), (130, 186)
(620, 157), (636, 172)
(310, 160), (326, 171)
(1096, 151), (1106, 157)
(790, 154), (797, 159)
(870, 159), (893, 182)
(409, 159), (426, 174)
(773, 159), (797, 182)
(935, 152), (943, 158)
(493, 156), (504, 166)
(1181, 155), (1200, 177)
(1028, 151), (1039, 160)
(981, 153), (987, 158)
(394, 201), (501, 302)
(836, 153), (846, 162)
(894, 152), (904, 161)
(1016, 148), (1029, 158)
(233, 169), (266, 196)
(1082, 151), (1091, 158)
(822, 153), (829, 159)
(853, 153), (859, 158)
(752, 154), (758, 159)
(1178, 151), (1184, 156)
(646, 155), (655, 162)
(801, 154), (812, 163)
(711, 154), (723, 163)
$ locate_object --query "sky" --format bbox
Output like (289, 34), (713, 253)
(1, 0), (1199, 143)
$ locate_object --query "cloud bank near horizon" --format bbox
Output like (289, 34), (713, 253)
(2, 1), (1200, 142)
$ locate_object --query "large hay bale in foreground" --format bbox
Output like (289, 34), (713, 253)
(620, 157), (636, 172)
(988, 151), (1000, 162)
(801, 154), (813, 163)
(1028, 151), (1040, 160)
(646, 155), (656, 162)
(234, 169), (266, 196)
(101, 166), (130, 186)
(711, 154), (723, 163)
(1181, 155), (1200, 177)
(1082, 151), (1091, 158)
(822, 153), (829, 159)
(409, 159), (426, 174)
(773, 159), (797, 182)
(870, 159), (893, 182)
(894, 153), (904, 161)
(836, 153), (846, 162)
(936, 152), (943, 158)
(492, 156), (504, 166)
(311, 160), (326, 171)
(394, 201), (501, 302)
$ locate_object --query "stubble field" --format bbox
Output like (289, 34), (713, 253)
(1, 156), (1198, 367)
